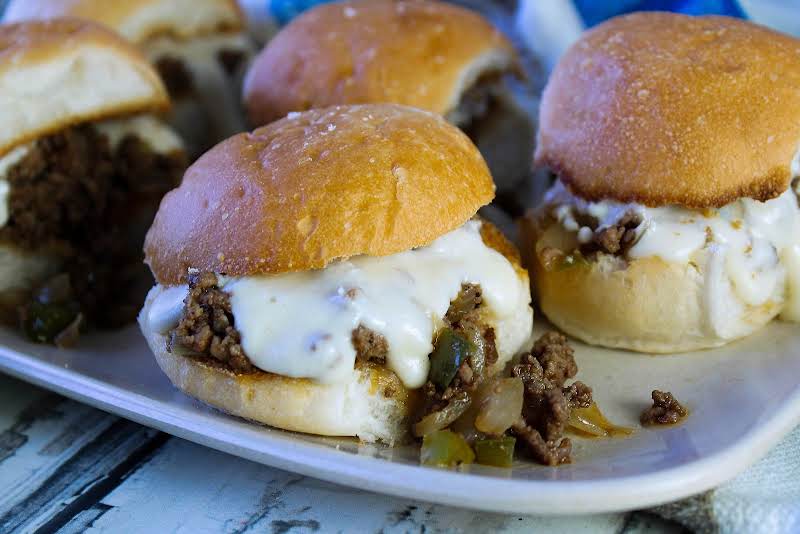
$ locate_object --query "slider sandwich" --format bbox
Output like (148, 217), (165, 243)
(4, 0), (255, 158)
(521, 13), (800, 353)
(0, 19), (187, 344)
(242, 0), (536, 201)
(139, 104), (533, 442)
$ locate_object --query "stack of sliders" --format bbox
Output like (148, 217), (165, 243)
(242, 0), (536, 207)
(4, 0), (256, 158)
(521, 13), (800, 352)
(139, 104), (534, 446)
(0, 19), (186, 345)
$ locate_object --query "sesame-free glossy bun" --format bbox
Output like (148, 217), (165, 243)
(3, 0), (244, 42)
(0, 19), (169, 157)
(144, 104), (495, 284)
(536, 12), (800, 208)
(243, 0), (516, 126)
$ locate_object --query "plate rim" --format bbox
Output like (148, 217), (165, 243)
(0, 342), (799, 515)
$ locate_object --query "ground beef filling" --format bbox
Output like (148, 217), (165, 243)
(155, 56), (195, 99)
(169, 272), (253, 373)
(540, 208), (643, 271)
(418, 283), (499, 415)
(169, 273), (463, 375)
(4, 124), (185, 335)
(640, 390), (687, 426)
(352, 325), (388, 364)
(570, 210), (643, 257)
(590, 212), (642, 256)
(511, 332), (593, 466)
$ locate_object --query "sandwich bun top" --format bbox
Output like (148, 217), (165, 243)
(144, 104), (495, 284)
(243, 0), (516, 126)
(0, 18), (169, 158)
(536, 12), (800, 208)
(3, 0), (245, 43)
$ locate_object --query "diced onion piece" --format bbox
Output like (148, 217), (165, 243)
(413, 391), (471, 437)
(568, 402), (633, 438)
(474, 377), (524, 436)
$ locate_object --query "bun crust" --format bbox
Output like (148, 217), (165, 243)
(145, 104), (495, 285)
(0, 19), (169, 157)
(520, 213), (782, 352)
(3, 0), (244, 43)
(536, 13), (800, 208)
(243, 0), (516, 126)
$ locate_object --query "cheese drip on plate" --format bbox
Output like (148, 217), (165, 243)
(148, 220), (531, 388)
(546, 179), (800, 333)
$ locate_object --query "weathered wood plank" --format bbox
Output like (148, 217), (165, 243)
(0, 374), (48, 432)
(0, 374), (685, 533)
(0, 418), (165, 534)
(85, 438), (629, 534)
(56, 504), (112, 534)
(0, 395), (115, 517)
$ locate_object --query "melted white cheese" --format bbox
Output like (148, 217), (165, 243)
(547, 179), (800, 332)
(148, 220), (530, 388)
(148, 285), (189, 334)
(94, 115), (184, 154)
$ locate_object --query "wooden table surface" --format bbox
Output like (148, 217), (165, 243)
(0, 373), (688, 534)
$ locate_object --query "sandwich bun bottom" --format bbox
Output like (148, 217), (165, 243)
(521, 215), (783, 354)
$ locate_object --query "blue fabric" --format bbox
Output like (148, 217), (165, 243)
(574, 0), (746, 27)
(261, 0), (748, 28)
(269, 0), (333, 25)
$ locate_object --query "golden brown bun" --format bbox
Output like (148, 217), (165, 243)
(519, 212), (782, 352)
(3, 0), (244, 43)
(139, 225), (532, 443)
(141, 315), (415, 444)
(145, 104), (495, 285)
(243, 0), (517, 126)
(536, 12), (800, 208)
(0, 19), (169, 157)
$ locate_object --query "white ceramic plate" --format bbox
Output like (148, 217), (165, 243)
(0, 321), (798, 515)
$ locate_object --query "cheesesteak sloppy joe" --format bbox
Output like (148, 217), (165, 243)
(0, 19), (186, 344)
(521, 13), (800, 353)
(5, 0), (255, 158)
(139, 104), (533, 443)
(242, 0), (535, 196)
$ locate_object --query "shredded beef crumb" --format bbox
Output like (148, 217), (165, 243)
(512, 421), (572, 466)
(572, 209), (643, 257)
(352, 325), (388, 363)
(445, 283), (483, 325)
(155, 56), (194, 99)
(563, 381), (593, 409)
(170, 272), (253, 373)
(640, 390), (687, 426)
(531, 331), (577, 386)
(511, 331), (593, 464)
